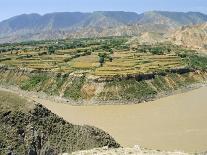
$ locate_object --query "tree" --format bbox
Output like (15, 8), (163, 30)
(98, 52), (107, 58)
(109, 48), (113, 54)
(109, 56), (113, 62)
(48, 46), (55, 55)
(98, 52), (108, 67)
(99, 56), (105, 67)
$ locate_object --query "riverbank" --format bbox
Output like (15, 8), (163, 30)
(1, 65), (207, 105)
(0, 78), (207, 106)
(71, 146), (192, 155)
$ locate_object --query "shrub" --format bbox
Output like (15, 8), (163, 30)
(48, 46), (55, 55)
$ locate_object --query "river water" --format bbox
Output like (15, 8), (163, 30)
(28, 86), (207, 152)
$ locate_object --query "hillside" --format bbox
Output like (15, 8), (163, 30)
(170, 23), (207, 51)
(127, 23), (207, 52)
(138, 11), (207, 28)
(0, 90), (119, 154)
(128, 32), (167, 45)
(0, 11), (207, 43)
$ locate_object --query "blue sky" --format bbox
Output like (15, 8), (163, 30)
(0, 0), (207, 21)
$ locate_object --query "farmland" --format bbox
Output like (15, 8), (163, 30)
(0, 37), (207, 103)
(0, 37), (187, 76)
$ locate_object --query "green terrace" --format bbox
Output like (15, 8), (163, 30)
(0, 37), (207, 78)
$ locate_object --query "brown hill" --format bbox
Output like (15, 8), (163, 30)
(170, 23), (207, 51)
(128, 32), (167, 45)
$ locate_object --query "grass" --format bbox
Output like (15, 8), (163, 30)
(64, 76), (86, 100)
(20, 74), (49, 91)
(152, 76), (171, 91)
(184, 54), (207, 70)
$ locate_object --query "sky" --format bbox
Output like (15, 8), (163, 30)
(0, 0), (207, 21)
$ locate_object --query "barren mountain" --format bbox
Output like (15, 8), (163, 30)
(0, 11), (207, 43)
(170, 23), (207, 51)
(128, 32), (167, 45)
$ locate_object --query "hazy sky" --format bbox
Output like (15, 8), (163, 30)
(0, 0), (207, 21)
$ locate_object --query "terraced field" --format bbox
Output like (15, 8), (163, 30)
(94, 52), (184, 76)
(0, 37), (207, 102)
(0, 37), (188, 78)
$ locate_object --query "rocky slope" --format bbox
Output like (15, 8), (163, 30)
(169, 23), (207, 51)
(138, 11), (207, 27)
(0, 90), (120, 155)
(128, 23), (207, 52)
(128, 32), (167, 45)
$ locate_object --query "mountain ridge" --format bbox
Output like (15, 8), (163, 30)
(1, 11), (207, 43)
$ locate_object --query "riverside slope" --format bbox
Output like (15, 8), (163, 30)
(0, 88), (120, 155)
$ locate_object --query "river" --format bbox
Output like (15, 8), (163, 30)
(1, 86), (207, 153)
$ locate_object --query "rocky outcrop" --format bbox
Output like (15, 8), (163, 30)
(0, 91), (120, 155)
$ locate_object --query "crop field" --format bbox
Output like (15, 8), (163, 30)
(0, 37), (206, 77)
(94, 52), (184, 76)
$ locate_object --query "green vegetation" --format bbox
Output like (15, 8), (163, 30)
(184, 54), (207, 70)
(99, 56), (105, 67)
(21, 75), (49, 91)
(64, 76), (85, 100)
(98, 71), (207, 102)
(0, 37), (193, 77)
(48, 46), (56, 55)
(99, 80), (157, 101)
(0, 37), (207, 102)
(136, 43), (178, 55)
(0, 36), (129, 74)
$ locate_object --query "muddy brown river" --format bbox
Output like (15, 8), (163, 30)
(2, 86), (207, 153)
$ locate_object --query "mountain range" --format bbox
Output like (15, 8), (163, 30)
(0, 11), (207, 43)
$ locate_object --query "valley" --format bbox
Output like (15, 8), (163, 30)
(0, 20), (207, 155)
